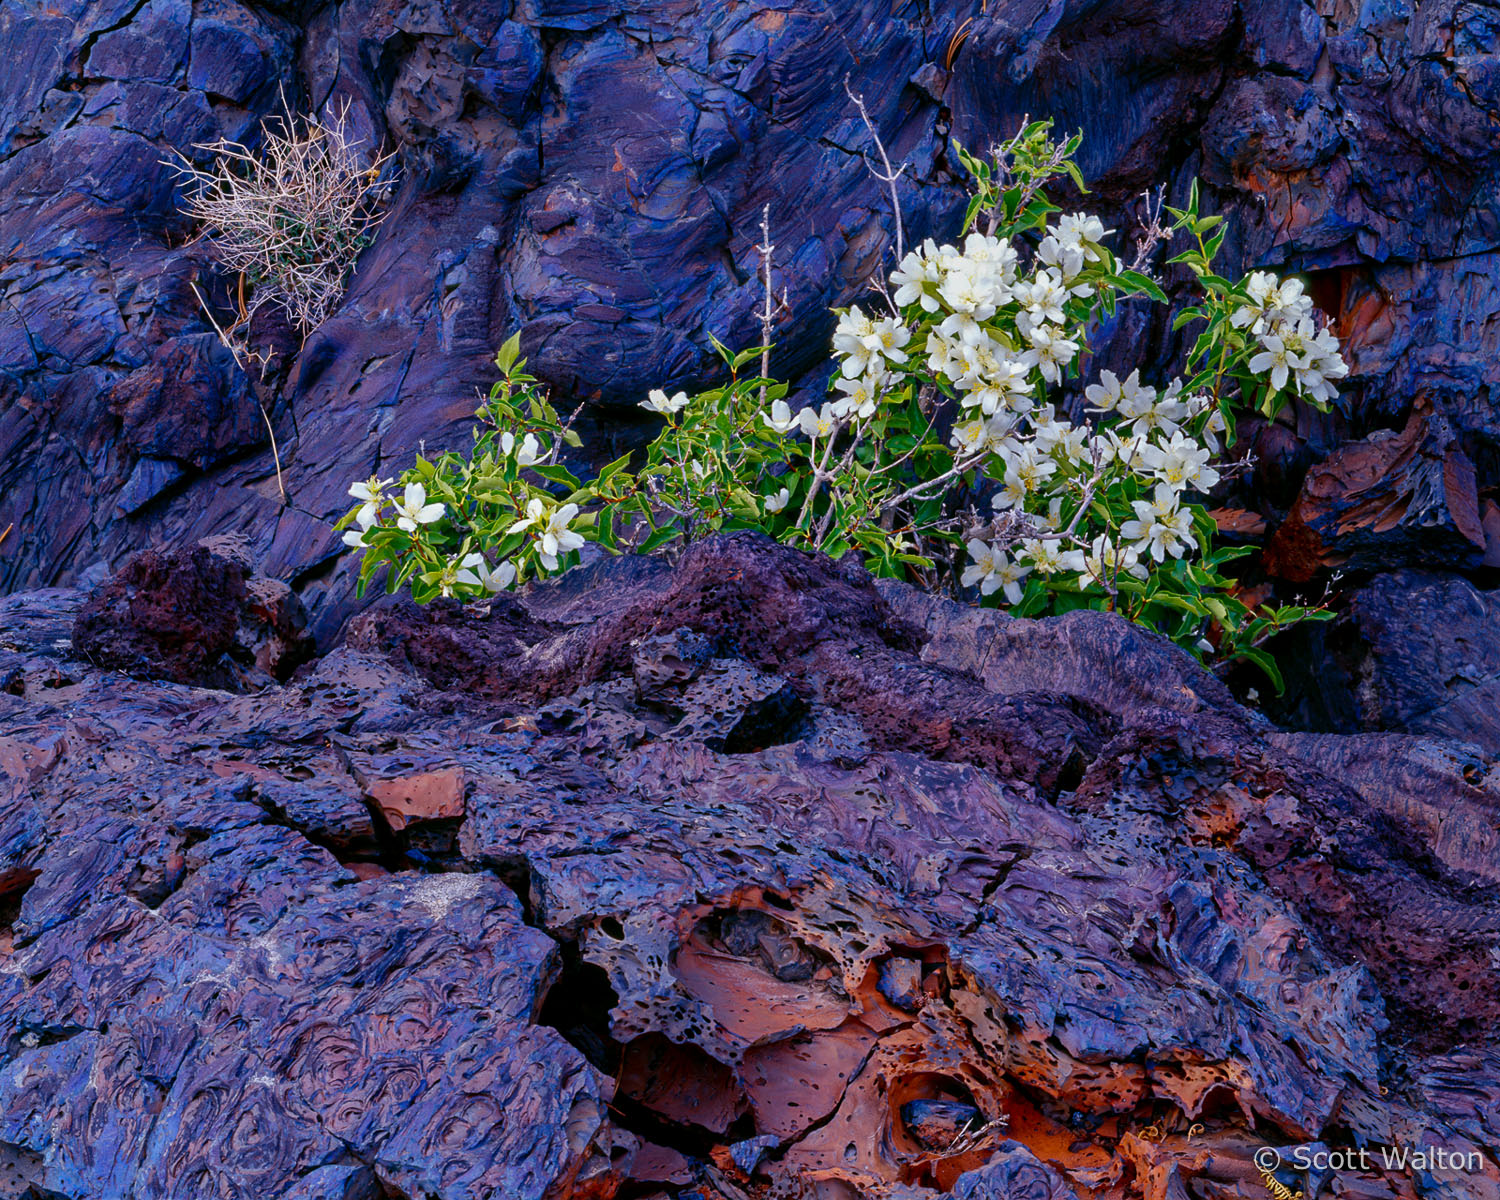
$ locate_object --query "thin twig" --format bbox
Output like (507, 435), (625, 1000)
(189, 280), (288, 505)
(756, 204), (775, 407)
(844, 77), (906, 269)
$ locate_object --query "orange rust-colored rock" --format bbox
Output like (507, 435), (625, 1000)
(362, 766), (466, 832)
(1264, 402), (1486, 583)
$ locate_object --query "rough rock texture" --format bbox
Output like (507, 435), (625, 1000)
(71, 539), (315, 689)
(1, 535), (1497, 1198)
(1268, 569), (1500, 752)
(1263, 403), (1489, 583)
(2, 0), (1500, 639)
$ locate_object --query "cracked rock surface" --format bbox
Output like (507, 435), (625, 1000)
(1, 535), (1497, 1199)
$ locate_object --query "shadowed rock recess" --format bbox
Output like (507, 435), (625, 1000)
(3, 0), (1500, 639)
(1, 536), (1497, 1199)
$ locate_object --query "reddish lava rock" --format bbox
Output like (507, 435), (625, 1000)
(1264, 402), (1490, 583)
(71, 542), (314, 690)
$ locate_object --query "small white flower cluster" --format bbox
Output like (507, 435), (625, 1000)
(508, 498), (585, 570)
(341, 407), (591, 596)
(762, 305), (912, 439)
(344, 477), (443, 544)
(1235, 271), (1347, 405)
(959, 362), (1228, 602)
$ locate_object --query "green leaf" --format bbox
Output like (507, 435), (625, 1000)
(1235, 646), (1286, 694)
(638, 526), (680, 555)
(494, 332), (522, 375)
(1116, 269), (1167, 303)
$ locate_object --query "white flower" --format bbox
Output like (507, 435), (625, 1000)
(961, 231), (1020, 275)
(924, 328), (966, 382)
(513, 501), (586, 570)
(796, 403), (839, 439)
(393, 482), (445, 532)
(833, 305), (877, 363)
(641, 388), (691, 415)
(988, 553), (1031, 603)
(1128, 396), (1187, 439)
(480, 556), (517, 592)
(1140, 431), (1221, 490)
(762, 399), (798, 434)
(448, 552), (482, 595)
(501, 431), (542, 466)
(1084, 370), (1125, 413)
(1120, 483), (1198, 562)
(890, 239), (945, 311)
(992, 444), (1057, 510)
(453, 551), (517, 593)
(508, 497), (547, 534)
(962, 539), (1030, 602)
(1248, 333), (1305, 392)
(1029, 404), (1070, 452)
(1014, 268), (1069, 326)
(832, 373), (880, 420)
(1115, 370), (1158, 420)
(936, 267), (1000, 344)
(1019, 537), (1086, 577)
(349, 475), (391, 504)
(1081, 534), (1145, 585)
(1037, 234), (1085, 281)
(1019, 327), (1079, 385)
(983, 413), (1021, 453)
(1199, 406), (1229, 453)
(961, 537), (998, 589)
(764, 487), (790, 514)
(342, 526), (371, 549)
(867, 316), (911, 364)
(349, 474), (392, 527)
(1056, 213), (1111, 261)
(1293, 322), (1347, 404)
(951, 419), (986, 454)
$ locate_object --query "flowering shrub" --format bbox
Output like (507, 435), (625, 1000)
(338, 121), (1344, 686)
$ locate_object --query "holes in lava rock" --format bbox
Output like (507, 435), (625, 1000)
(617, 1033), (751, 1145)
(537, 940), (759, 1161)
(875, 950), (947, 1012)
(538, 939), (622, 1077)
(706, 683), (812, 755)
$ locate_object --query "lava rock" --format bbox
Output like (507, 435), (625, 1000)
(2, 530), (1498, 1199)
(71, 542), (313, 689)
(1271, 569), (1500, 751)
(1264, 402), (1490, 583)
(902, 1098), (985, 1151)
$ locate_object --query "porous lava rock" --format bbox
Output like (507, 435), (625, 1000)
(71, 539), (314, 689)
(0, 535), (1497, 1199)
